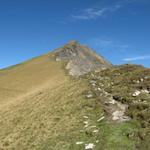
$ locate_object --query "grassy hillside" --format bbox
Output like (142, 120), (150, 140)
(0, 51), (149, 150)
(0, 53), (103, 150)
(84, 64), (150, 150)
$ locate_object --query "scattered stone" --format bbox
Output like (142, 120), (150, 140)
(142, 89), (149, 94)
(90, 80), (97, 84)
(93, 130), (99, 133)
(56, 57), (60, 61)
(85, 143), (95, 149)
(90, 80), (96, 86)
(76, 142), (84, 145)
(108, 99), (131, 123)
(96, 140), (99, 143)
(92, 83), (96, 86)
(133, 80), (140, 84)
(144, 76), (150, 79)
(132, 91), (141, 97)
(84, 124), (89, 128)
(97, 116), (105, 122)
(112, 111), (124, 121)
(86, 94), (93, 99)
(83, 116), (89, 119)
(112, 110), (130, 122)
(84, 121), (89, 128)
(109, 99), (116, 104)
(84, 121), (88, 125)
(97, 87), (101, 91)
(104, 91), (108, 95)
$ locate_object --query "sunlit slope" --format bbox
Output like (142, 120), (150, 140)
(0, 54), (91, 149)
(0, 77), (89, 150)
(0, 53), (68, 105)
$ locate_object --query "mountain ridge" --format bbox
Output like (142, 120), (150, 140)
(53, 40), (112, 76)
(0, 41), (112, 76)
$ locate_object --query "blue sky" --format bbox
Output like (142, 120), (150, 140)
(0, 0), (150, 68)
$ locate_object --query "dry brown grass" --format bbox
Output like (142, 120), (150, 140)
(1, 54), (145, 149)
(0, 54), (66, 105)
(0, 54), (90, 149)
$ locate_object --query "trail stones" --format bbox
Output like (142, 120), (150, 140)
(85, 143), (95, 149)
(86, 94), (93, 99)
(83, 116), (89, 119)
(132, 91), (141, 97)
(76, 142), (84, 145)
(93, 130), (99, 133)
(97, 116), (105, 122)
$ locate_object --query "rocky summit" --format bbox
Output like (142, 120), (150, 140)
(54, 40), (112, 76)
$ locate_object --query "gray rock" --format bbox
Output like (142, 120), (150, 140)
(54, 41), (112, 76)
(86, 94), (93, 99)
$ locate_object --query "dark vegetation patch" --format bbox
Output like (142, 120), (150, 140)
(83, 64), (150, 149)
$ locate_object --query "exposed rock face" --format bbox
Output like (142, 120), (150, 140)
(54, 41), (112, 76)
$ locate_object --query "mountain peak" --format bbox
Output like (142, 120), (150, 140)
(53, 41), (112, 76)
(67, 40), (78, 45)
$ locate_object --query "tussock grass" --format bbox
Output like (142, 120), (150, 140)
(85, 64), (150, 149)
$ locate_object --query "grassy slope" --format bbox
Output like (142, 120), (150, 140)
(0, 53), (149, 150)
(85, 64), (150, 150)
(0, 54), (66, 105)
(0, 78), (87, 150)
(0, 54), (103, 150)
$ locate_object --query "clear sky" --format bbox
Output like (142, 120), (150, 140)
(0, 0), (150, 68)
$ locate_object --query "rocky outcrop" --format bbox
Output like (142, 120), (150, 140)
(54, 41), (112, 76)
